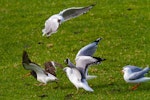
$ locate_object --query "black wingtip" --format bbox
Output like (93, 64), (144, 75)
(94, 37), (102, 43)
(101, 58), (106, 61)
(22, 50), (31, 64)
(93, 57), (106, 62)
(64, 58), (69, 64)
(85, 3), (96, 9)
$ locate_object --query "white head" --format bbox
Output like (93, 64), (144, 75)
(122, 67), (132, 74)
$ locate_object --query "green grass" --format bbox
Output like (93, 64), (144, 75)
(0, 0), (150, 99)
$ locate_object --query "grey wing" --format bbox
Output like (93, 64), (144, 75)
(124, 65), (142, 72)
(75, 58), (87, 79)
(23, 62), (45, 75)
(76, 56), (97, 79)
(22, 50), (45, 74)
(77, 66), (87, 80)
(76, 38), (102, 57)
(76, 43), (97, 57)
(129, 67), (150, 80)
(59, 4), (95, 21)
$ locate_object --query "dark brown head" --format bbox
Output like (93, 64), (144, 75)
(44, 61), (56, 76)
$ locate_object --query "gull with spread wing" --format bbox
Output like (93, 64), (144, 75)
(63, 38), (105, 92)
(122, 65), (150, 90)
(42, 4), (96, 37)
(22, 51), (63, 85)
(75, 38), (106, 80)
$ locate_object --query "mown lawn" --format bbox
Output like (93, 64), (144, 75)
(0, 0), (150, 99)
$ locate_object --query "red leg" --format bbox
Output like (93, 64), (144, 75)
(131, 83), (140, 90)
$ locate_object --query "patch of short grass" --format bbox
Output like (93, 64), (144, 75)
(0, 0), (150, 99)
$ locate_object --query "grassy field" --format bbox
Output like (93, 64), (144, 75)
(0, 0), (150, 99)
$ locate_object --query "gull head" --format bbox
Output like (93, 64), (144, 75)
(122, 67), (132, 74)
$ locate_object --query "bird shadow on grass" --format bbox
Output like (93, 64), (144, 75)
(64, 90), (93, 100)
(38, 94), (48, 99)
(64, 93), (74, 100)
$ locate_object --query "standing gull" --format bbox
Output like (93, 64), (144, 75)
(63, 62), (94, 92)
(22, 51), (63, 85)
(63, 38), (105, 92)
(122, 65), (150, 90)
(42, 4), (96, 37)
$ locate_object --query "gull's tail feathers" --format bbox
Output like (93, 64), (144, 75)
(82, 80), (94, 92)
(86, 75), (97, 80)
(22, 50), (31, 64)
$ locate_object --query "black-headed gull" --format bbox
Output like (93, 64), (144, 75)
(22, 51), (63, 85)
(122, 65), (150, 90)
(63, 65), (94, 92)
(42, 4), (96, 37)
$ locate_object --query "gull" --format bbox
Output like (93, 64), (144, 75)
(63, 38), (106, 92)
(63, 65), (94, 92)
(75, 38), (106, 80)
(122, 65), (150, 90)
(22, 51), (63, 85)
(42, 4), (96, 37)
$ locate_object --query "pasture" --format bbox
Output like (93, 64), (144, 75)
(0, 0), (150, 99)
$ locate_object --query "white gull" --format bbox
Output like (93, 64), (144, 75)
(42, 4), (96, 37)
(122, 65), (150, 90)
